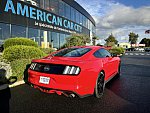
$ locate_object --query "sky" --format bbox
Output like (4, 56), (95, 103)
(76, 0), (150, 44)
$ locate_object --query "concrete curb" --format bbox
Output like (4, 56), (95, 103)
(9, 80), (25, 88)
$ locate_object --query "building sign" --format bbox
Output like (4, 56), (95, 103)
(0, 0), (89, 35)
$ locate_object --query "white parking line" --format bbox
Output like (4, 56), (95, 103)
(124, 52), (150, 56)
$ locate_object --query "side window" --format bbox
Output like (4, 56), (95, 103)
(93, 51), (102, 58)
(103, 49), (111, 57)
(94, 49), (111, 58)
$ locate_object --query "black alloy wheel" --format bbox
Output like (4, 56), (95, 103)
(95, 72), (105, 98)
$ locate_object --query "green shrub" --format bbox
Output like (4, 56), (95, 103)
(40, 48), (55, 54)
(4, 37), (38, 49)
(0, 54), (3, 62)
(3, 45), (46, 61)
(109, 47), (125, 55)
(10, 59), (31, 80)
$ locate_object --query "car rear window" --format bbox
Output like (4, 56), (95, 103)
(54, 48), (91, 57)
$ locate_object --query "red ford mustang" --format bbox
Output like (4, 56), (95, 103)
(28, 46), (121, 98)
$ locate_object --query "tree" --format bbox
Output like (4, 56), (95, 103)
(140, 38), (150, 47)
(92, 36), (99, 45)
(145, 30), (150, 34)
(105, 34), (118, 46)
(61, 34), (90, 48)
(128, 32), (138, 45)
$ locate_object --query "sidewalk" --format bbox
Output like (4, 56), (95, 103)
(9, 80), (25, 88)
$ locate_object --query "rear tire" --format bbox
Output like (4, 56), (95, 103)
(94, 72), (105, 98)
(116, 64), (121, 77)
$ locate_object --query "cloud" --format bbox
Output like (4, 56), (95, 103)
(76, 0), (150, 44)
(96, 5), (150, 29)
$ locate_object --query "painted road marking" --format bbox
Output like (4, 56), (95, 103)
(124, 53), (150, 56)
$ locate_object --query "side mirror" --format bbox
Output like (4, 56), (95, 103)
(111, 53), (117, 57)
(8, 76), (17, 85)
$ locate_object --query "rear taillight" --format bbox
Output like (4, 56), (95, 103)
(63, 66), (80, 75)
(29, 63), (80, 75)
(30, 63), (37, 70)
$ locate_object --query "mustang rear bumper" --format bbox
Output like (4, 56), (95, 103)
(28, 69), (95, 97)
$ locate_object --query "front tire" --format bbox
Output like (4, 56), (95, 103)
(94, 72), (105, 98)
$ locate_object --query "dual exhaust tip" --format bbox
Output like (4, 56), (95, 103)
(68, 93), (76, 98)
(63, 92), (76, 98)
(31, 84), (76, 98)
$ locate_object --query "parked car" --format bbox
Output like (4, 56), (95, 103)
(28, 46), (121, 98)
(138, 48), (145, 52)
(134, 48), (139, 51)
(145, 48), (150, 52)
(126, 47), (135, 51)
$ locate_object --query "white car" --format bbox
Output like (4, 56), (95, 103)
(138, 48), (145, 52)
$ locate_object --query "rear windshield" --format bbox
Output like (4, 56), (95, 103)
(54, 48), (91, 57)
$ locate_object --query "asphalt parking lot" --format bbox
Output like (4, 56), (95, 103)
(7, 52), (150, 113)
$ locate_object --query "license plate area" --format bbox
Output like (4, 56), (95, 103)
(39, 76), (50, 84)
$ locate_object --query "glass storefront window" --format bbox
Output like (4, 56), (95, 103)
(40, 0), (44, 9)
(92, 24), (96, 34)
(59, 0), (65, 17)
(85, 18), (88, 29)
(71, 7), (76, 22)
(76, 10), (80, 24)
(40, 30), (44, 43)
(79, 13), (83, 25)
(0, 23), (10, 41)
(83, 15), (86, 28)
(48, 31), (53, 48)
(60, 33), (66, 48)
(52, 32), (59, 49)
(28, 27), (40, 45)
(11, 25), (26, 38)
(65, 3), (71, 20)
(65, 34), (70, 39)
(90, 21), (92, 31)
(50, 0), (59, 14)
(44, 0), (50, 11)
(47, 31), (51, 43)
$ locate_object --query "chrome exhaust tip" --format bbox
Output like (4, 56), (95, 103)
(69, 93), (76, 98)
